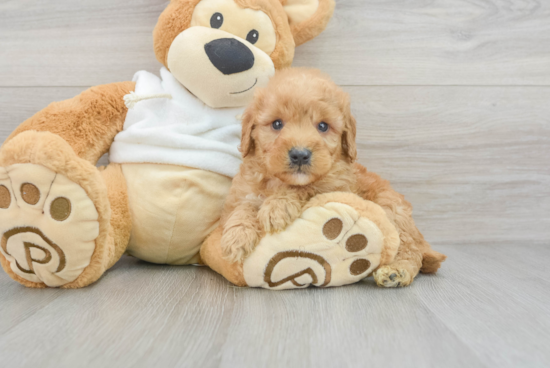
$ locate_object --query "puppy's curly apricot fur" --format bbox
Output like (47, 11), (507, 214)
(220, 68), (446, 287)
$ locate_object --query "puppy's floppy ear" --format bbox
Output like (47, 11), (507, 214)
(240, 106), (256, 158)
(342, 113), (357, 163)
(281, 0), (335, 46)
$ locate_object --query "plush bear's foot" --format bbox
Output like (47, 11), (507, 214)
(374, 265), (413, 288)
(243, 193), (400, 290)
(0, 131), (112, 288)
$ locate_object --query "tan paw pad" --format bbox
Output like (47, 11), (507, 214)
(243, 202), (386, 290)
(0, 164), (99, 287)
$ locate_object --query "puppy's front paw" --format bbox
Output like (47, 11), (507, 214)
(258, 198), (302, 233)
(221, 225), (259, 263)
(374, 265), (413, 288)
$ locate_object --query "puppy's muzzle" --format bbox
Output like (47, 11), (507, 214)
(289, 148), (312, 167)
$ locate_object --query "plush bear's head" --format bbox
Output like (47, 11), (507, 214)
(153, 0), (335, 108)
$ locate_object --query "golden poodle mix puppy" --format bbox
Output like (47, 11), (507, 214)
(216, 68), (446, 288)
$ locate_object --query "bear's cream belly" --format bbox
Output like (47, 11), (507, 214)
(122, 163), (232, 265)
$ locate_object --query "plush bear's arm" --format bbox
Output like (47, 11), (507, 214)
(3, 82), (135, 164)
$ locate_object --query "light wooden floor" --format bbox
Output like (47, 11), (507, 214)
(1, 245), (550, 368)
(1, 0), (549, 367)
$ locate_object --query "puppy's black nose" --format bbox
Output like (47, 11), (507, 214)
(204, 38), (255, 75)
(289, 148), (312, 167)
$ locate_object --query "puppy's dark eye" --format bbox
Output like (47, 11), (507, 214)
(317, 122), (329, 132)
(246, 30), (259, 44)
(210, 13), (224, 29)
(272, 120), (284, 131)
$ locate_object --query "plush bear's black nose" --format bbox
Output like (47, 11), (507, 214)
(289, 148), (312, 167)
(204, 38), (255, 75)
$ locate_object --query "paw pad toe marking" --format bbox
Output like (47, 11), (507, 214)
(50, 197), (72, 222)
(20, 183), (40, 205)
(345, 234), (368, 252)
(0, 185), (10, 209)
(350, 259), (371, 276)
(322, 218), (343, 240)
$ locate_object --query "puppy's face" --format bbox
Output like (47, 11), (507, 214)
(241, 69), (357, 186)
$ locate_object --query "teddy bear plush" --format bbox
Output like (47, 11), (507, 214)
(0, 0), (445, 290)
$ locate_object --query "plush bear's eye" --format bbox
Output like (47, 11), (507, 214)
(210, 13), (224, 29)
(272, 120), (284, 131)
(317, 122), (329, 132)
(246, 30), (259, 45)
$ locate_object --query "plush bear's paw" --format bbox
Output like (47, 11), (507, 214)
(0, 164), (100, 287)
(258, 197), (302, 234)
(221, 224), (259, 263)
(243, 196), (400, 290)
(374, 265), (413, 288)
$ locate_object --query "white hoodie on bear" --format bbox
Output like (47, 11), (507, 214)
(110, 67), (244, 178)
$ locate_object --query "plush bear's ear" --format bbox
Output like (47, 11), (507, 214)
(281, 0), (335, 46)
(154, 0), (202, 67)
